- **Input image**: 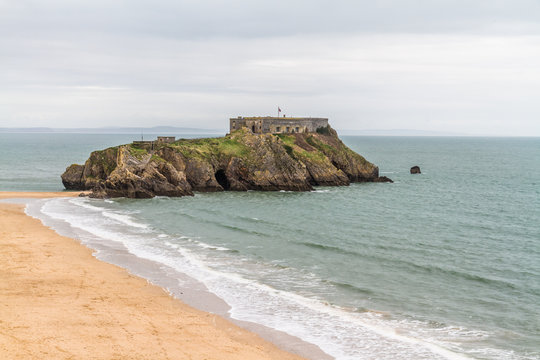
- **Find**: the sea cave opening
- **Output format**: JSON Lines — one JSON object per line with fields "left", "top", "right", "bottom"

{"left": 215, "top": 169, "right": 230, "bottom": 190}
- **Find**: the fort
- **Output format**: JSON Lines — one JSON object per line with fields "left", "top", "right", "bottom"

{"left": 230, "top": 116, "right": 328, "bottom": 134}
{"left": 64, "top": 118, "right": 390, "bottom": 198}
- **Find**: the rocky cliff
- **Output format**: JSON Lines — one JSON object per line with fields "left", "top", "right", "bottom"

{"left": 62, "top": 126, "right": 391, "bottom": 198}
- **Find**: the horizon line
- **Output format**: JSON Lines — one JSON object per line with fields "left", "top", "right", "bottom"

{"left": 0, "top": 126, "right": 538, "bottom": 137}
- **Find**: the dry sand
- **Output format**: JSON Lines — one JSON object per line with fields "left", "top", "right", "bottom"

{"left": 0, "top": 192, "right": 306, "bottom": 360}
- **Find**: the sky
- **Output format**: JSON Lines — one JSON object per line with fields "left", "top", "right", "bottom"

{"left": 2, "top": 0, "right": 540, "bottom": 135}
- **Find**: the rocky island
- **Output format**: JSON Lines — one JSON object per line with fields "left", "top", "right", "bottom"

{"left": 62, "top": 124, "right": 391, "bottom": 198}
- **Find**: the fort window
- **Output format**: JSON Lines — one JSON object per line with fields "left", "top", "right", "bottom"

{"left": 276, "top": 126, "right": 281, "bottom": 132}
{"left": 295, "top": 127, "right": 299, "bottom": 133}
{"left": 252, "top": 125, "right": 256, "bottom": 132}
{"left": 286, "top": 127, "right": 290, "bottom": 133}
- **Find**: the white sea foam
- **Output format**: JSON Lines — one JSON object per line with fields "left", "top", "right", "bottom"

{"left": 102, "top": 211, "right": 149, "bottom": 229}
{"left": 68, "top": 198, "right": 103, "bottom": 211}
{"left": 67, "top": 198, "right": 150, "bottom": 230}
{"left": 164, "top": 241, "right": 179, "bottom": 249}
{"left": 40, "top": 199, "right": 141, "bottom": 247}
{"left": 195, "top": 242, "right": 230, "bottom": 251}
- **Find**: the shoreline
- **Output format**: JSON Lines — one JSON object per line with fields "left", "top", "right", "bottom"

{"left": 0, "top": 191, "right": 330, "bottom": 359}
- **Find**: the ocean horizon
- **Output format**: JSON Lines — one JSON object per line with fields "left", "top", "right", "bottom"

{"left": 2, "top": 133, "right": 539, "bottom": 359}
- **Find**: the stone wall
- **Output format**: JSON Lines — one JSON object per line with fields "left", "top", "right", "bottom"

{"left": 157, "top": 136, "right": 176, "bottom": 143}
{"left": 229, "top": 117, "right": 328, "bottom": 134}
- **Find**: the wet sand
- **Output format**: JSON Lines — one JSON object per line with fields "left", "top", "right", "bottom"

{"left": 0, "top": 192, "right": 308, "bottom": 360}
{"left": 0, "top": 191, "right": 87, "bottom": 199}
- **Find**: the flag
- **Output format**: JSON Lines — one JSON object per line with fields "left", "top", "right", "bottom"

{"left": 278, "top": 107, "right": 281, "bottom": 112}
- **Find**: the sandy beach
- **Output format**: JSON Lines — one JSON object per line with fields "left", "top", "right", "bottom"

{"left": 0, "top": 192, "right": 306, "bottom": 360}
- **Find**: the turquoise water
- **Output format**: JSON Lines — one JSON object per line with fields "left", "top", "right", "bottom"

{"left": 2, "top": 134, "right": 539, "bottom": 359}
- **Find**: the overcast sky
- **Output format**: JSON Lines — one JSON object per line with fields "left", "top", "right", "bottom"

{"left": 2, "top": 0, "right": 540, "bottom": 135}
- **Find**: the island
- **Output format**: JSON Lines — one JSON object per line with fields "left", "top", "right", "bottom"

{"left": 62, "top": 117, "right": 392, "bottom": 198}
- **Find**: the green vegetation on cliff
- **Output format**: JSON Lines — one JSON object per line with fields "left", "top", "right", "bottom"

{"left": 128, "top": 146, "right": 148, "bottom": 159}
{"left": 276, "top": 134, "right": 326, "bottom": 163}
{"left": 87, "top": 147, "right": 119, "bottom": 177}
{"left": 169, "top": 136, "right": 250, "bottom": 161}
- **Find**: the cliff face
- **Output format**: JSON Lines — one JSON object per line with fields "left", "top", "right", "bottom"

{"left": 62, "top": 127, "right": 390, "bottom": 198}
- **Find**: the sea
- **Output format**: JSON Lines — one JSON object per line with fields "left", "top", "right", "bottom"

{"left": 1, "top": 133, "right": 538, "bottom": 360}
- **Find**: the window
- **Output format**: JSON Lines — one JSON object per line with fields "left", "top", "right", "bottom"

{"left": 286, "top": 127, "right": 290, "bottom": 132}
{"left": 295, "top": 127, "right": 299, "bottom": 133}
{"left": 276, "top": 126, "right": 281, "bottom": 132}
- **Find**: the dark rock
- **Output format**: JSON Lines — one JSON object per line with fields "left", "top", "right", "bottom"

{"left": 61, "top": 164, "right": 85, "bottom": 190}
{"left": 88, "top": 186, "right": 109, "bottom": 199}
{"left": 303, "top": 157, "right": 350, "bottom": 186}
{"left": 410, "top": 166, "right": 421, "bottom": 174}
{"left": 373, "top": 176, "right": 393, "bottom": 183}
{"left": 184, "top": 158, "right": 224, "bottom": 192}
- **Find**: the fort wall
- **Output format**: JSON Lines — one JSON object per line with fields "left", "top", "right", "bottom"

{"left": 230, "top": 116, "right": 328, "bottom": 134}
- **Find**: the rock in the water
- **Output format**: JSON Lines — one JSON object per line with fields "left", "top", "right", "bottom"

{"left": 61, "top": 127, "right": 391, "bottom": 198}
{"left": 61, "top": 164, "right": 85, "bottom": 190}
{"left": 373, "top": 176, "right": 393, "bottom": 183}
{"left": 410, "top": 166, "right": 421, "bottom": 174}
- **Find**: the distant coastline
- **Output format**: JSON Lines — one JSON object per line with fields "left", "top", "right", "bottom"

{"left": 0, "top": 126, "right": 224, "bottom": 134}
{"left": 4, "top": 126, "right": 529, "bottom": 137}
{"left": 338, "top": 129, "right": 472, "bottom": 136}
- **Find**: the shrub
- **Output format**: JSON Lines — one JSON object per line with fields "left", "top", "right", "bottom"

{"left": 283, "top": 144, "right": 294, "bottom": 157}
{"left": 316, "top": 125, "right": 331, "bottom": 135}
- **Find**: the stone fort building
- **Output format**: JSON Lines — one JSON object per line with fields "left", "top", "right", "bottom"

{"left": 230, "top": 116, "right": 328, "bottom": 134}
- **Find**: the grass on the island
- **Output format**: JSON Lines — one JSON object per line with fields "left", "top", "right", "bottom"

{"left": 128, "top": 146, "right": 148, "bottom": 159}
{"left": 170, "top": 136, "right": 250, "bottom": 161}
{"left": 275, "top": 133, "right": 328, "bottom": 163}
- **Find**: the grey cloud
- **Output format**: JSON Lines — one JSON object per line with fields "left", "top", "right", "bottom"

{"left": 3, "top": 0, "right": 540, "bottom": 40}
{"left": 2, "top": 1, "right": 540, "bottom": 135}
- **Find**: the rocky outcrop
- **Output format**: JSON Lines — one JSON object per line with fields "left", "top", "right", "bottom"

{"left": 410, "top": 166, "right": 421, "bottom": 174}
{"left": 62, "top": 127, "right": 391, "bottom": 198}
{"left": 373, "top": 176, "right": 393, "bottom": 183}
{"left": 61, "top": 164, "right": 85, "bottom": 190}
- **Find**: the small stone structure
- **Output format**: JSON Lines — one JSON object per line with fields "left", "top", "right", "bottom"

{"left": 230, "top": 116, "right": 328, "bottom": 134}
{"left": 132, "top": 136, "right": 176, "bottom": 150}
{"left": 157, "top": 136, "right": 176, "bottom": 143}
